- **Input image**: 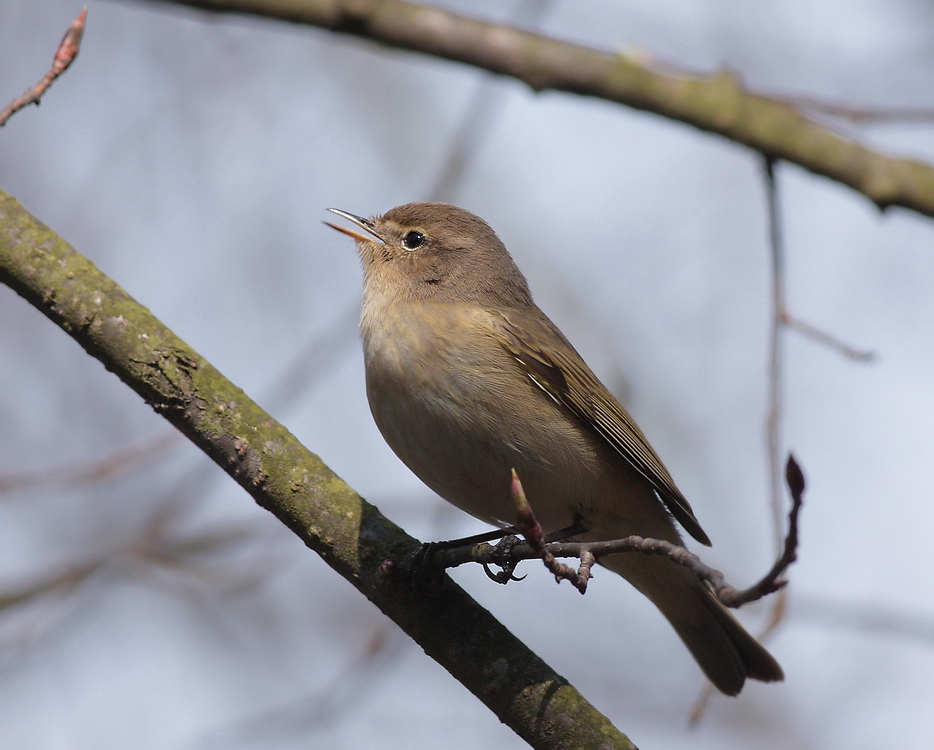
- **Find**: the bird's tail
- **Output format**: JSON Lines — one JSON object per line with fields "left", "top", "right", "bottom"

{"left": 601, "top": 551, "right": 783, "bottom": 696}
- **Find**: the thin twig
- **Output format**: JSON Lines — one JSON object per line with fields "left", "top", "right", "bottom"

{"left": 689, "top": 457, "right": 804, "bottom": 722}
{"left": 431, "top": 457, "right": 805, "bottom": 609}
{"left": 0, "top": 562, "right": 98, "bottom": 612}
{"left": 786, "top": 96, "right": 934, "bottom": 125}
{"left": 0, "top": 7, "right": 87, "bottom": 128}
{"left": 782, "top": 311, "right": 876, "bottom": 362}
{"left": 0, "top": 431, "right": 179, "bottom": 494}
{"left": 763, "top": 157, "right": 786, "bottom": 553}
{"left": 510, "top": 469, "right": 589, "bottom": 592}
{"left": 427, "top": 0, "right": 556, "bottom": 202}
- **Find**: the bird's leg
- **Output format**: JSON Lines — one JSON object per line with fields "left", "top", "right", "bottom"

{"left": 543, "top": 520, "right": 588, "bottom": 544}
{"left": 432, "top": 526, "right": 519, "bottom": 548}
{"left": 482, "top": 534, "right": 527, "bottom": 584}
{"left": 487, "top": 520, "right": 588, "bottom": 587}
{"left": 408, "top": 526, "right": 520, "bottom": 590}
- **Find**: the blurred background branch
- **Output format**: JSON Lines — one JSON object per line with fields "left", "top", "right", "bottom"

{"left": 138, "top": 0, "right": 934, "bottom": 220}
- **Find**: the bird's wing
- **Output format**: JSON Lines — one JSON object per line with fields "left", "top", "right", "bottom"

{"left": 494, "top": 310, "right": 711, "bottom": 546}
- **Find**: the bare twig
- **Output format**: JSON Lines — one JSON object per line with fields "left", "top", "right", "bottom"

{"left": 510, "top": 469, "right": 590, "bottom": 592}
{"left": 0, "top": 500, "right": 280, "bottom": 618}
{"left": 0, "top": 7, "right": 87, "bottom": 128}
{"left": 0, "top": 431, "right": 179, "bottom": 494}
{"left": 784, "top": 96, "right": 934, "bottom": 125}
{"left": 727, "top": 455, "right": 803, "bottom": 607}
{"left": 781, "top": 311, "right": 876, "bottom": 362}
{"left": 763, "top": 157, "right": 785, "bottom": 552}
{"left": 0, "top": 562, "right": 98, "bottom": 613}
{"left": 427, "top": 0, "right": 556, "bottom": 201}
{"left": 716, "top": 162, "right": 791, "bottom": 725}
{"left": 432, "top": 456, "right": 805, "bottom": 609}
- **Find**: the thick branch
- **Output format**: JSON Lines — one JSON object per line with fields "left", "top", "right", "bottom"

{"left": 137, "top": 0, "right": 934, "bottom": 219}
{"left": 0, "top": 189, "right": 635, "bottom": 750}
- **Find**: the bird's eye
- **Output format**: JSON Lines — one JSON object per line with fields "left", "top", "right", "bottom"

{"left": 402, "top": 230, "right": 425, "bottom": 250}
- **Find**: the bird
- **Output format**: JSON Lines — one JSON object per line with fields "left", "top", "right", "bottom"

{"left": 325, "top": 201, "right": 783, "bottom": 695}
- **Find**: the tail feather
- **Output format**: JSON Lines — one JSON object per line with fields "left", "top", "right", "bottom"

{"left": 602, "top": 552, "right": 783, "bottom": 695}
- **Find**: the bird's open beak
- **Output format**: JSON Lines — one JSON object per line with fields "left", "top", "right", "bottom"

{"left": 324, "top": 208, "right": 385, "bottom": 244}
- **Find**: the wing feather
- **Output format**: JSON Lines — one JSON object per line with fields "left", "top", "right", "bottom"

{"left": 495, "top": 311, "right": 711, "bottom": 546}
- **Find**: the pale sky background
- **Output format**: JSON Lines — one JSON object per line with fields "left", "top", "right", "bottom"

{"left": 2, "top": 1, "right": 934, "bottom": 748}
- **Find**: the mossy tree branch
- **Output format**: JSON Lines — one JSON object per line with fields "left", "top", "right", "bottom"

{"left": 136, "top": 0, "right": 934, "bottom": 220}
{"left": 0, "top": 188, "right": 636, "bottom": 750}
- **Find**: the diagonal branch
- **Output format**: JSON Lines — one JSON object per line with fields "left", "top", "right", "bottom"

{"left": 0, "top": 188, "right": 636, "bottom": 750}
{"left": 134, "top": 0, "right": 934, "bottom": 220}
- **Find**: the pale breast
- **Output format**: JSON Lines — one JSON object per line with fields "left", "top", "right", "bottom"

{"left": 360, "top": 300, "right": 667, "bottom": 534}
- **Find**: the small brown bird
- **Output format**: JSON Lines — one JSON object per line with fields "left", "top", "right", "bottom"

{"left": 326, "top": 202, "right": 782, "bottom": 695}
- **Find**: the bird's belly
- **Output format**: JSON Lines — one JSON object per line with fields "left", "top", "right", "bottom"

{"left": 365, "top": 358, "right": 654, "bottom": 534}
{"left": 370, "top": 391, "right": 515, "bottom": 525}
{"left": 360, "top": 302, "right": 676, "bottom": 539}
